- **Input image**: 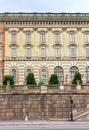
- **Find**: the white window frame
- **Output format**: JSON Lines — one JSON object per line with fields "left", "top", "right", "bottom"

{"left": 40, "top": 34, "right": 45, "bottom": 43}
{"left": 11, "top": 34, "right": 16, "bottom": 43}
{"left": 26, "top": 48, "right": 31, "bottom": 57}
{"left": 70, "top": 47, "right": 76, "bottom": 57}
{"left": 11, "top": 48, "right": 17, "bottom": 57}
{"left": 55, "top": 48, "right": 60, "bottom": 57}
{"left": 26, "top": 33, "right": 30, "bottom": 43}
{"left": 70, "top": 34, "right": 75, "bottom": 43}
{"left": 54, "top": 34, "right": 60, "bottom": 42}
{"left": 41, "top": 48, "right": 46, "bottom": 57}
{"left": 85, "top": 34, "right": 89, "bottom": 43}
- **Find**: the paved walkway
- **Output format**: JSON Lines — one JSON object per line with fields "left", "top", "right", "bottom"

{"left": 0, "top": 120, "right": 88, "bottom": 125}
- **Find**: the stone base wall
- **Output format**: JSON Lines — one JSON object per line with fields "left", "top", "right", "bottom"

{"left": 0, "top": 93, "right": 88, "bottom": 120}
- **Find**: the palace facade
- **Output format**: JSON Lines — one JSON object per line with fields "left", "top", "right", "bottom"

{"left": 0, "top": 12, "right": 89, "bottom": 85}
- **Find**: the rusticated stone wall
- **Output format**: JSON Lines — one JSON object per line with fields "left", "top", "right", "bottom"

{"left": 0, "top": 93, "right": 88, "bottom": 120}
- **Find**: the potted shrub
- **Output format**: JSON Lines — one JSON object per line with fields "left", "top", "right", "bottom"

{"left": 72, "top": 71, "right": 83, "bottom": 90}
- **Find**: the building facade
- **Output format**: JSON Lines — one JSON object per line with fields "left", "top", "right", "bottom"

{"left": 0, "top": 12, "right": 89, "bottom": 85}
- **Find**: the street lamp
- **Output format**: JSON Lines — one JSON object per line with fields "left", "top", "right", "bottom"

{"left": 69, "top": 90, "right": 73, "bottom": 121}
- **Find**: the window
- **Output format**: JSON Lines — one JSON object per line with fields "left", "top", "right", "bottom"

{"left": 70, "top": 34, "right": 75, "bottom": 43}
{"left": 85, "top": 34, "right": 89, "bottom": 43}
{"left": 54, "top": 34, "right": 60, "bottom": 42}
{"left": 70, "top": 47, "right": 76, "bottom": 57}
{"left": 85, "top": 66, "right": 89, "bottom": 83}
{"left": 26, "top": 34, "right": 30, "bottom": 43}
{"left": 41, "top": 69, "right": 46, "bottom": 84}
{"left": 0, "top": 32, "right": 2, "bottom": 42}
{"left": 40, "top": 34, "right": 45, "bottom": 43}
{"left": 12, "top": 69, "right": 16, "bottom": 81}
{"left": 0, "top": 48, "right": 2, "bottom": 57}
{"left": 54, "top": 66, "right": 64, "bottom": 83}
{"left": 55, "top": 48, "right": 60, "bottom": 57}
{"left": 26, "top": 48, "right": 31, "bottom": 57}
{"left": 11, "top": 34, "right": 16, "bottom": 42}
{"left": 11, "top": 48, "right": 16, "bottom": 57}
{"left": 41, "top": 48, "right": 46, "bottom": 57}
{"left": 27, "top": 69, "right": 31, "bottom": 75}
{"left": 70, "top": 66, "right": 78, "bottom": 80}
{"left": 86, "top": 48, "right": 89, "bottom": 57}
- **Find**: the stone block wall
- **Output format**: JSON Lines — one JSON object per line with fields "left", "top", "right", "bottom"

{"left": 0, "top": 92, "right": 88, "bottom": 120}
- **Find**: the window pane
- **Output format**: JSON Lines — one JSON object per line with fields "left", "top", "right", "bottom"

{"left": 70, "top": 34, "right": 74, "bottom": 42}
{"left": 86, "top": 48, "right": 89, "bottom": 57}
{"left": 11, "top": 48, "right": 16, "bottom": 57}
{"left": 41, "top": 48, "right": 46, "bottom": 57}
{"left": 70, "top": 47, "right": 76, "bottom": 57}
{"left": 54, "top": 34, "right": 60, "bottom": 42}
{"left": 41, "top": 69, "right": 46, "bottom": 84}
{"left": 27, "top": 69, "right": 31, "bottom": 75}
{"left": 11, "top": 34, "right": 16, "bottom": 42}
{"left": 26, "top": 48, "right": 31, "bottom": 57}
{"left": 85, "top": 34, "right": 89, "bottom": 42}
{"left": 70, "top": 66, "right": 78, "bottom": 80}
{"left": 86, "top": 66, "right": 89, "bottom": 82}
{"left": 12, "top": 69, "right": 16, "bottom": 81}
{"left": 54, "top": 66, "right": 63, "bottom": 82}
{"left": 40, "top": 34, "right": 45, "bottom": 42}
{"left": 55, "top": 48, "right": 60, "bottom": 57}
{"left": 26, "top": 34, "right": 30, "bottom": 43}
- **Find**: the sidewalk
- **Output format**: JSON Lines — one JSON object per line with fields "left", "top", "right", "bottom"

{"left": 0, "top": 120, "right": 88, "bottom": 125}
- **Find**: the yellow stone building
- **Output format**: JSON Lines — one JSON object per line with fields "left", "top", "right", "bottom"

{"left": 2, "top": 12, "right": 89, "bottom": 85}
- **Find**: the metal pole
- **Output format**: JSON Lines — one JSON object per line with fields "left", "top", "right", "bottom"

{"left": 69, "top": 91, "right": 73, "bottom": 121}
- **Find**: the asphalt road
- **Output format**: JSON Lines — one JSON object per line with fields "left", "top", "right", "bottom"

{"left": 0, "top": 124, "right": 89, "bottom": 130}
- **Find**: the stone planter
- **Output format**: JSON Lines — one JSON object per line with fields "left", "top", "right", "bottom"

{"left": 40, "top": 85, "right": 47, "bottom": 93}
{"left": 59, "top": 85, "right": 64, "bottom": 90}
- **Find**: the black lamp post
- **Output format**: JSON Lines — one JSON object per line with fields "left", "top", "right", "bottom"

{"left": 69, "top": 90, "right": 73, "bottom": 121}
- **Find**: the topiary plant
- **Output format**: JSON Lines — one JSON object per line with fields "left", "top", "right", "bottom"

{"left": 72, "top": 71, "right": 83, "bottom": 86}
{"left": 3, "top": 75, "right": 14, "bottom": 85}
{"left": 48, "top": 74, "right": 59, "bottom": 85}
{"left": 26, "top": 72, "right": 37, "bottom": 85}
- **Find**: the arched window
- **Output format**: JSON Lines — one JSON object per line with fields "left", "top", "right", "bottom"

{"left": 85, "top": 66, "right": 89, "bottom": 83}
{"left": 54, "top": 66, "right": 64, "bottom": 83}
{"left": 12, "top": 69, "right": 16, "bottom": 81}
{"left": 27, "top": 69, "right": 31, "bottom": 75}
{"left": 70, "top": 66, "right": 78, "bottom": 80}
{"left": 41, "top": 69, "right": 46, "bottom": 84}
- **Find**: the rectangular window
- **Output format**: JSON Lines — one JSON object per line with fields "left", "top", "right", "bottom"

{"left": 70, "top": 47, "right": 76, "bottom": 57}
{"left": 85, "top": 34, "right": 89, "bottom": 43}
{"left": 26, "top": 34, "right": 30, "bottom": 43}
{"left": 40, "top": 34, "right": 45, "bottom": 43}
{"left": 11, "top": 48, "right": 16, "bottom": 57}
{"left": 0, "top": 48, "right": 2, "bottom": 57}
{"left": 11, "top": 34, "right": 16, "bottom": 42}
{"left": 86, "top": 48, "right": 89, "bottom": 57}
{"left": 54, "top": 34, "right": 60, "bottom": 42}
{"left": 41, "top": 48, "right": 46, "bottom": 57}
{"left": 26, "top": 48, "right": 31, "bottom": 57}
{"left": 70, "top": 34, "right": 75, "bottom": 43}
{"left": 55, "top": 48, "right": 60, "bottom": 57}
{"left": 0, "top": 33, "right": 2, "bottom": 42}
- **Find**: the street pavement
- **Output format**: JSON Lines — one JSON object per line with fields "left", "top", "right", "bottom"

{"left": 0, "top": 121, "right": 89, "bottom": 130}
